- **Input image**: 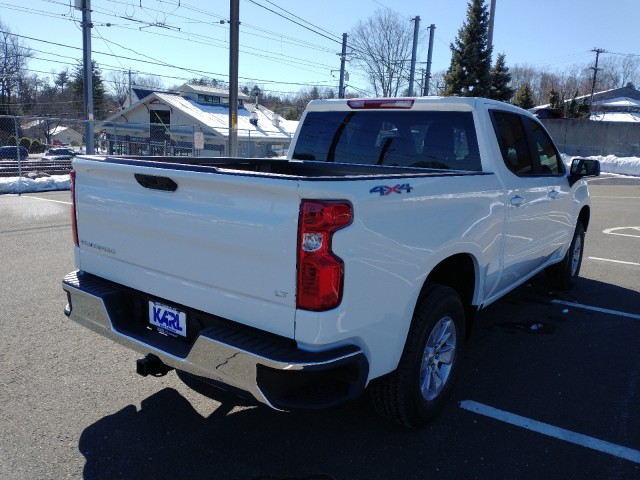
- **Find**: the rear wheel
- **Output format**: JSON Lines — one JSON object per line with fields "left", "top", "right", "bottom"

{"left": 546, "top": 223, "right": 585, "bottom": 290}
{"left": 369, "top": 284, "right": 464, "bottom": 428}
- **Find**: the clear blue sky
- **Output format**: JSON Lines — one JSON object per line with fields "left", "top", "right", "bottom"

{"left": 0, "top": 0, "right": 638, "bottom": 96}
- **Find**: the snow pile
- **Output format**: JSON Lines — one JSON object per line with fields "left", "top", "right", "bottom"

{"left": 0, "top": 175, "right": 70, "bottom": 194}
{"left": 573, "top": 155, "right": 640, "bottom": 177}
{"left": 562, "top": 154, "right": 640, "bottom": 177}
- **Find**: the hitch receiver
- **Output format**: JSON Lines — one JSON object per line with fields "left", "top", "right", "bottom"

{"left": 136, "top": 354, "right": 174, "bottom": 377}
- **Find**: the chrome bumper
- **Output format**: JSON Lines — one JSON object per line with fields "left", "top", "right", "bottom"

{"left": 62, "top": 271, "right": 368, "bottom": 410}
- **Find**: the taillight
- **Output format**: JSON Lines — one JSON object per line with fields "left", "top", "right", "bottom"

{"left": 297, "top": 200, "right": 352, "bottom": 311}
{"left": 70, "top": 169, "right": 78, "bottom": 246}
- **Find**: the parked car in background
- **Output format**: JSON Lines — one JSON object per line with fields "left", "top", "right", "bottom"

{"left": 43, "top": 148, "right": 77, "bottom": 161}
{"left": 0, "top": 146, "right": 28, "bottom": 160}
{"left": 531, "top": 107, "right": 564, "bottom": 119}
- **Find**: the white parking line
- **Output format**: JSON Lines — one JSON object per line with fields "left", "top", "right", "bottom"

{"left": 24, "top": 195, "right": 71, "bottom": 205}
{"left": 551, "top": 299, "right": 640, "bottom": 320}
{"left": 460, "top": 400, "right": 640, "bottom": 464}
{"left": 589, "top": 256, "right": 640, "bottom": 266}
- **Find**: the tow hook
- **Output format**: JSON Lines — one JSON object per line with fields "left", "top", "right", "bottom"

{"left": 136, "top": 354, "right": 174, "bottom": 377}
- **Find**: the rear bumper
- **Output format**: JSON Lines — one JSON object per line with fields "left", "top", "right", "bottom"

{"left": 62, "top": 271, "right": 368, "bottom": 410}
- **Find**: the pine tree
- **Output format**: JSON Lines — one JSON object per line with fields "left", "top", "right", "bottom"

{"left": 443, "top": 0, "right": 493, "bottom": 97}
{"left": 567, "top": 90, "right": 579, "bottom": 118}
{"left": 513, "top": 83, "right": 535, "bottom": 109}
{"left": 489, "top": 53, "right": 514, "bottom": 101}
{"left": 70, "top": 61, "right": 108, "bottom": 118}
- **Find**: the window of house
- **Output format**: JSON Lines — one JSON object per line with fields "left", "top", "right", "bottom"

{"left": 197, "top": 94, "right": 221, "bottom": 104}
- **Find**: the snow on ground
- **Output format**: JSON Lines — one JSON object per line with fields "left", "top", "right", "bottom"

{"left": 0, "top": 174, "right": 70, "bottom": 194}
{"left": 1, "top": 155, "right": 639, "bottom": 195}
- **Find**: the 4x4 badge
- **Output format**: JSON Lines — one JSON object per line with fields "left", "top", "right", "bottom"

{"left": 370, "top": 183, "right": 413, "bottom": 196}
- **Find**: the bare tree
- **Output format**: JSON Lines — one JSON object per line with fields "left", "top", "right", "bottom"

{"left": 614, "top": 55, "right": 640, "bottom": 88}
{"left": 106, "top": 70, "right": 166, "bottom": 109}
{"left": 349, "top": 9, "right": 416, "bottom": 97}
{"left": 106, "top": 70, "right": 130, "bottom": 108}
{"left": 0, "top": 21, "right": 33, "bottom": 116}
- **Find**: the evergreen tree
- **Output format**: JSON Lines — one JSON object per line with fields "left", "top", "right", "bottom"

{"left": 577, "top": 98, "right": 591, "bottom": 118}
{"left": 489, "top": 53, "right": 514, "bottom": 101}
{"left": 70, "top": 61, "right": 109, "bottom": 118}
{"left": 513, "top": 83, "right": 535, "bottom": 109}
{"left": 443, "top": 0, "right": 493, "bottom": 97}
{"left": 567, "top": 90, "right": 579, "bottom": 118}
{"left": 548, "top": 89, "right": 561, "bottom": 108}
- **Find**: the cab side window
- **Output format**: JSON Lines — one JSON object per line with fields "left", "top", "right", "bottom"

{"left": 491, "top": 111, "right": 533, "bottom": 175}
{"left": 491, "top": 110, "right": 565, "bottom": 176}
{"left": 527, "top": 118, "right": 564, "bottom": 175}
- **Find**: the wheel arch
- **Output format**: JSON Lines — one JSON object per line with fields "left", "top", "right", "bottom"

{"left": 578, "top": 205, "right": 591, "bottom": 232}
{"left": 418, "top": 253, "right": 478, "bottom": 338}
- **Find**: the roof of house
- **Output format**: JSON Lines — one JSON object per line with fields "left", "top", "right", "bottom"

{"left": 101, "top": 90, "right": 298, "bottom": 140}
{"left": 154, "top": 92, "right": 296, "bottom": 139}
{"left": 535, "top": 86, "right": 640, "bottom": 109}
{"left": 176, "top": 83, "right": 251, "bottom": 101}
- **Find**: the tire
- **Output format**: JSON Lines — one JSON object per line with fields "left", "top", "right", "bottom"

{"left": 369, "top": 284, "right": 465, "bottom": 428}
{"left": 546, "top": 223, "right": 585, "bottom": 290}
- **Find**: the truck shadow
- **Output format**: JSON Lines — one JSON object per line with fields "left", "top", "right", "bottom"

{"left": 78, "top": 387, "right": 444, "bottom": 480}
{"left": 78, "top": 276, "right": 639, "bottom": 480}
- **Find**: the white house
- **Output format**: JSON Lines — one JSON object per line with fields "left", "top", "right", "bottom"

{"left": 22, "top": 120, "right": 83, "bottom": 146}
{"left": 50, "top": 125, "right": 84, "bottom": 145}
{"left": 97, "top": 84, "right": 298, "bottom": 157}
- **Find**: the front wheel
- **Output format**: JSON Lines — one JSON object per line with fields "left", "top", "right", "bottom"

{"left": 369, "top": 284, "right": 465, "bottom": 428}
{"left": 546, "top": 223, "right": 585, "bottom": 290}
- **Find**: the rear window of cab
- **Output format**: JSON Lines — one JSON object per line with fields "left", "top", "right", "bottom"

{"left": 293, "top": 110, "right": 482, "bottom": 171}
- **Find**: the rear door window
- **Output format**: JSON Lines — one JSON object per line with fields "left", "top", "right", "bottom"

{"left": 491, "top": 110, "right": 565, "bottom": 176}
{"left": 491, "top": 111, "right": 533, "bottom": 175}
{"left": 527, "top": 118, "right": 564, "bottom": 175}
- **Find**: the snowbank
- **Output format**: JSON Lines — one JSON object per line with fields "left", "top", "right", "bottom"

{"left": 0, "top": 175, "right": 70, "bottom": 194}
{"left": 568, "top": 154, "right": 640, "bottom": 177}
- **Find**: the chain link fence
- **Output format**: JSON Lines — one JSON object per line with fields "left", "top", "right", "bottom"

{"left": 1, "top": 115, "right": 293, "bottom": 178}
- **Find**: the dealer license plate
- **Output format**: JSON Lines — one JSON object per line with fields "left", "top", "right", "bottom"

{"left": 149, "top": 301, "right": 187, "bottom": 338}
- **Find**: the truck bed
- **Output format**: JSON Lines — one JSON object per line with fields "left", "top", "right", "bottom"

{"left": 79, "top": 155, "right": 487, "bottom": 179}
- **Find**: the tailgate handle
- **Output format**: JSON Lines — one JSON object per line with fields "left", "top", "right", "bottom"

{"left": 134, "top": 173, "right": 178, "bottom": 192}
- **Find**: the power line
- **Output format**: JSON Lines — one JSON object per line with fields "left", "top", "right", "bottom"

{"left": 259, "top": 0, "right": 341, "bottom": 41}
{"left": 246, "top": 0, "right": 342, "bottom": 45}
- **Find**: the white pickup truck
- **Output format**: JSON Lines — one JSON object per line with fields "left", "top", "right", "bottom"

{"left": 63, "top": 97, "right": 600, "bottom": 427}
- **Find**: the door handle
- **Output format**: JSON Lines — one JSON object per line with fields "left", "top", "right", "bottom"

{"left": 510, "top": 195, "right": 525, "bottom": 207}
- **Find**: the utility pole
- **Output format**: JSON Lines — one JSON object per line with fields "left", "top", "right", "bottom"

{"left": 487, "top": 0, "right": 497, "bottom": 55}
{"left": 590, "top": 48, "right": 605, "bottom": 105}
{"left": 128, "top": 68, "right": 132, "bottom": 107}
{"left": 76, "top": 0, "right": 94, "bottom": 154}
{"left": 338, "top": 33, "right": 348, "bottom": 98}
{"left": 408, "top": 16, "right": 420, "bottom": 96}
{"left": 423, "top": 24, "right": 435, "bottom": 96}
{"left": 228, "top": 0, "right": 239, "bottom": 158}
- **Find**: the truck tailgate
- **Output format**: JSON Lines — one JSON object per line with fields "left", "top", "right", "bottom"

{"left": 73, "top": 158, "right": 300, "bottom": 338}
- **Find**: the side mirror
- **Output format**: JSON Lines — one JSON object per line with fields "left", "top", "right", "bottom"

{"left": 569, "top": 158, "right": 600, "bottom": 186}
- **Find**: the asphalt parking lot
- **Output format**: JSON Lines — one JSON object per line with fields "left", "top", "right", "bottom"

{"left": 1, "top": 176, "right": 638, "bottom": 479}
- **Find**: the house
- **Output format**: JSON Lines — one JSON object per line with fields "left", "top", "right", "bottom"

{"left": 98, "top": 83, "right": 298, "bottom": 157}
{"left": 590, "top": 97, "right": 640, "bottom": 123}
{"left": 22, "top": 119, "right": 83, "bottom": 146}
{"left": 533, "top": 86, "right": 640, "bottom": 122}
{"left": 49, "top": 125, "right": 84, "bottom": 145}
